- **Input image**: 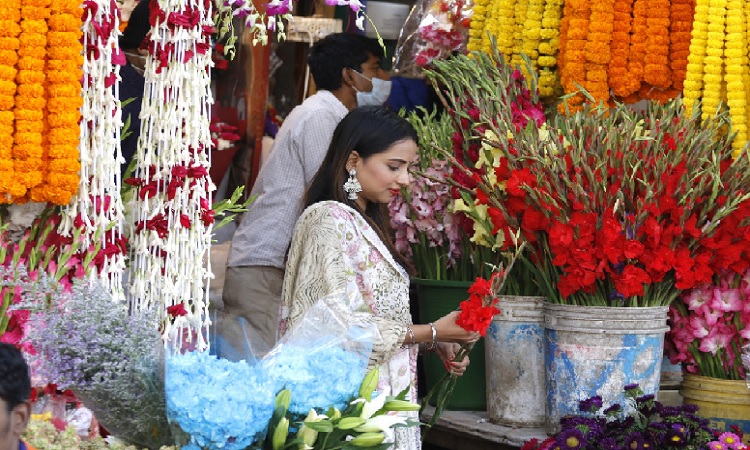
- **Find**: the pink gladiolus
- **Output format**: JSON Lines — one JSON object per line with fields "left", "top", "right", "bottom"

{"left": 689, "top": 315, "right": 710, "bottom": 339}
{"left": 699, "top": 303, "right": 724, "bottom": 327}
{"left": 684, "top": 285, "right": 712, "bottom": 310}
{"left": 698, "top": 326, "right": 733, "bottom": 354}
{"left": 711, "top": 287, "right": 743, "bottom": 312}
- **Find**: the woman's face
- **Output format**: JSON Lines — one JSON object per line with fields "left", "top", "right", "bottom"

{"left": 351, "top": 139, "right": 418, "bottom": 209}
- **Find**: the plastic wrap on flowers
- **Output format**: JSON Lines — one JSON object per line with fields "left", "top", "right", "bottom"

{"left": 392, "top": 0, "right": 473, "bottom": 77}
{"left": 165, "top": 293, "right": 379, "bottom": 449}
{"left": 165, "top": 351, "right": 276, "bottom": 450}
{"left": 22, "top": 280, "right": 174, "bottom": 450}
{"left": 263, "top": 294, "right": 379, "bottom": 416}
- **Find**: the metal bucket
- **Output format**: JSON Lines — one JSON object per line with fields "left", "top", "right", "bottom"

{"left": 485, "top": 295, "right": 545, "bottom": 427}
{"left": 543, "top": 303, "right": 669, "bottom": 434}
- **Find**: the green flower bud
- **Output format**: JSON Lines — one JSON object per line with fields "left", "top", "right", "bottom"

{"left": 350, "top": 432, "right": 386, "bottom": 447}
{"left": 336, "top": 416, "right": 366, "bottom": 430}
{"left": 272, "top": 417, "right": 289, "bottom": 450}
{"left": 359, "top": 367, "right": 380, "bottom": 401}
{"left": 382, "top": 399, "right": 421, "bottom": 412}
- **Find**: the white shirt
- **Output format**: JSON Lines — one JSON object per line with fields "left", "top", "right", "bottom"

{"left": 227, "top": 90, "right": 349, "bottom": 268}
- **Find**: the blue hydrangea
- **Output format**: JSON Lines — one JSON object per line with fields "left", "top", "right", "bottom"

{"left": 263, "top": 340, "right": 369, "bottom": 416}
{"left": 165, "top": 351, "right": 276, "bottom": 450}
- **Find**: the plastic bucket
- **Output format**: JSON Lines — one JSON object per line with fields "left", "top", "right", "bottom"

{"left": 681, "top": 374, "right": 750, "bottom": 444}
{"left": 543, "top": 303, "right": 669, "bottom": 433}
{"left": 486, "top": 295, "right": 545, "bottom": 427}
{"left": 414, "top": 278, "right": 486, "bottom": 411}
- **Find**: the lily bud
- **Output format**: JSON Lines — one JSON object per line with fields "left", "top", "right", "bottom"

{"left": 275, "top": 389, "right": 291, "bottom": 412}
{"left": 350, "top": 432, "right": 386, "bottom": 447}
{"left": 359, "top": 367, "right": 379, "bottom": 401}
{"left": 382, "top": 399, "right": 421, "bottom": 412}
{"left": 330, "top": 407, "right": 342, "bottom": 420}
{"left": 336, "top": 416, "right": 366, "bottom": 430}
{"left": 272, "top": 417, "right": 289, "bottom": 450}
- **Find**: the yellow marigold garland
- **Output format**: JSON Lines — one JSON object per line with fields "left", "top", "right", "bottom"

{"left": 30, "top": 0, "right": 81, "bottom": 204}
{"left": 509, "top": 0, "right": 530, "bottom": 68}
{"left": 12, "top": 0, "right": 51, "bottom": 202}
{"left": 683, "top": 0, "right": 709, "bottom": 115}
{"left": 521, "top": 0, "right": 545, "bottom": 74}
{"left": 0, "top": 0, "right": 20, "bottom": 202}
{"left": 700, "top": 0, "right": 725, "bottom": 122}
{"left": 486, "top": 0, "right": 515, "bottom": 58}
{"left": 724, "top": 0, "right": 749, "bottom": 155}
{"left": 537, "top": 0, "right": 563, "bottom": 98}
{"left": 643, "top": 0, "right": 671, "bottom": 89}
{"left": 669, "top": 0, "right": 694, "bottom": 91}
{"left": 468, "top": 0, "right": 490, "bottom": 52}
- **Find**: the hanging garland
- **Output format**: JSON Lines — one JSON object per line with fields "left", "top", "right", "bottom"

{"left": 669, "top": 0, "right": 694, "bottom": 91}
{"left": 467, "top": 0, "right": 490, "bottom": 52}
{"left": 557, "top": 0, "right": 588, "bottom": 111}
{"left": 724, "top": 0, "right": 748, "bottom": 154}
{"left": 13, "top": 0, "right": 50, "bottom": 202}
{"left": 607, "top": 0, "right": 632, "bottom": 97}
{"left": 584, "top": 0, "right": 614, "bottom": 104}
{"left": 0, "top": 0, "right": 82, "bottom": 203}
{"left": 60, "top": 0, "right": 127, "bottom": 301}
{"left": 537, "top": 0, "right": 563, "bottom": 98}
{"left": 700, "top": 0, "right": 725, "bottom": 122}
{"left": 127, "top": 0, "right": 215, "bottom": 350}
{"left": 643, "top": 0, "right": 671, "bottom": 89}
{"left": 682, "top": 0, "right": 709, "bottom": 115}
{"left": 0, "top": 0, "right": 21, "bottom": 201}
{"left": 35, "top": 0, "right": 83, "bottom": 205}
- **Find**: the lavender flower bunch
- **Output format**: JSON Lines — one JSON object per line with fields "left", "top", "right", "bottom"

{"left": 23, "top": 280, "right": 173, "bottom": 449}
{"left": 541, "top": 385, "right": 716, "bottom": 450}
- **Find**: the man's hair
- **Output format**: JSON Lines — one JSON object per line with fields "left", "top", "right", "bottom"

{"left": 0, "top": 343, "right": 30, "bottom": 412}
{"left": 120, "top": 0, "right": 152, "bottom": 50}
{"left": 308, "top": 33, "right": 384, "bottom": 91}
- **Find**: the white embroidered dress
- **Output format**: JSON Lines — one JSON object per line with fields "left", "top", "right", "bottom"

{"left": 280, "top": 201, "right": 420, "bottom": 450}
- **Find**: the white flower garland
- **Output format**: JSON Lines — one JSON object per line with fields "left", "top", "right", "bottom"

{"left": 128, "top": 0, "right": 215, "bottom": 350}
{"left": 61, "top": 0, "right": 126, "bottom": 302}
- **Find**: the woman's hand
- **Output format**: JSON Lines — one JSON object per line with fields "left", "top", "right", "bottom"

{"left": 433, "top": 311, "right": 481, "bottom": 345}
{"left": 436, "top": 342, "right": 471, "bottom": 376}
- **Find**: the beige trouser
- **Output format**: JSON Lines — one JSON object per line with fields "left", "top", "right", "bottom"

{"left": 218, "top": 265, "right": 284, "bottom": 353}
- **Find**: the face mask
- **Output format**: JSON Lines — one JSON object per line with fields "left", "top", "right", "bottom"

{"left": 353, "top": 71, "right": 392, "bottom": 106}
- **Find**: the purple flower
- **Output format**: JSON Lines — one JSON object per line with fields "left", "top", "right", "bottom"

{"left": 664, "top": 423, "right": 690, "bottom": 447}
{"left": 624, "top": 383, "right": 640, "bottom": 391}
{"left": 599, "top": 437, "right": 620, "bottom": 450}
{"left": 603, "top": 403, "right": 622, "bottom": 415}
{"left": 708, "top": 443, "right": 729, "bottom": 450}
{"left": 624, "top": 432, "right": 654, "bottom": 450}
{"left": 578, "top": 395, "right": 603, "bottom": 413}
{"left": 556, "top": 428, "right": 586, "bottom": 450}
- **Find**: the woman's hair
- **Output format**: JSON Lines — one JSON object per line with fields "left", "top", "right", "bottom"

{"left": 304, "top": 106, "right": 418, "bottom": 273}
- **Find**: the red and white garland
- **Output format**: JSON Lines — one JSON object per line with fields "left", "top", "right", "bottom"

{"left": 126, "top": 0, "right": 215, "bottom": 350}
{"left": 61, "top": 0, "right": 127, "bottom": 301}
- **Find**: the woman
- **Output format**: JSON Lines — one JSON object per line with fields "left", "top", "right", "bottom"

{"left": 279, "top": 106, "right": 480, "bottom": 449}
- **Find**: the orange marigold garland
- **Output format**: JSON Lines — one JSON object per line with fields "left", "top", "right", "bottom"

{"left": 584, "top": 0, "right": 614, "bottom": 104}
{"left": 0, "top": 0, "right": 21, "bottom": 202}
{"left": 643, "top": 0, "right": 671, "bottom": 89}
{"left": 607, "top": 0, "right": 632, "bottom": 97}
{"left": 13, "top": 0, "right": 51, "bottom": 201}
{"left": 669, "top": 0, "right": 694, "bottom": 91}
{"left": 557, "top": 0, "right": 589, "bottom": 112}
{"left": 623, "top": 0, "right": 647, "bottom": 98}
{"left": 32, "top": 0, "right": 83, "bottom": 204}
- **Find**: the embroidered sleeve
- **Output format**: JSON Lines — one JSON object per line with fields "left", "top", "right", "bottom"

{"left": 282, "top": 203, "right": 408, "bottom": 368}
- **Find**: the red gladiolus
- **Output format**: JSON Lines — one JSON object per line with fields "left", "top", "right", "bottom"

{"left": 167, "top": 304, "right": 188, "bottom": 317}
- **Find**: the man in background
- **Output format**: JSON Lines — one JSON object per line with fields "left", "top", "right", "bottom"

{"left": 222, "top": 32, "right": 390, "bottom": 349}
{"left": 0, "top": 343, "right": 33, "bottom": 450}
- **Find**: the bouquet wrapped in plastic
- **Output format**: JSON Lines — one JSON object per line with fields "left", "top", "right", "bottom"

{"left": 392, "top": 0, "right": 473, "bottom": 77}
{"left": 22, "top": 278, "right": 173, "bottom": 449}
{"left": 165, "top": 293, "right": 379, "bottom": 450}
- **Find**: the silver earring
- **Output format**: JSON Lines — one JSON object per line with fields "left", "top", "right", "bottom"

{"left": 343, "top": 168, "right": 362, "bottom": 200}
